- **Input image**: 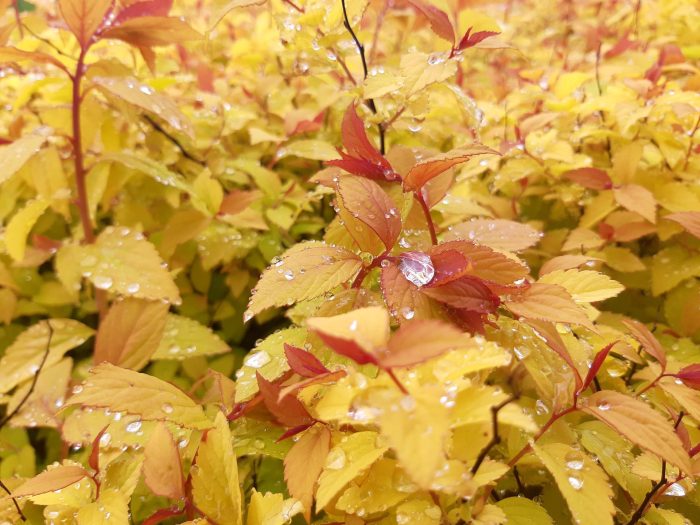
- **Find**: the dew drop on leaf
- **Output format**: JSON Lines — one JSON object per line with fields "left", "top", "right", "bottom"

{"left": 398, "top": 252, "right": 435, "bottom": 287}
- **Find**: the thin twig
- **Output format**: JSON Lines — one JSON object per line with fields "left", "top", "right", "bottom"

{"left": 340, "top": 0, "right": 385, "bottom": 154}
{"left": 143, "top": 115, "right": 205, "bottom": 166}
{"left": 0, "top": 479, "right": 25, "bottom": 521}
{"left": 0, "top": 322, "right": 53, "bottom": 429}
{"left": 471, "top": 395, "right": 518, "bottom": 474}
{"left": 626, "top": 461, "right": 666, "bottom": 525}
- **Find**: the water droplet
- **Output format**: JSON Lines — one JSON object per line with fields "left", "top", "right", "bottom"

{"left": 125, "top": 421, "right": 142, "bottom": 433}
{"left": 126, "top": 282, "right": 140, "bottom": 294}
{"left": 244, "top": 351, "right": 271, "bottom": 368}
{"left": 568, "top": 475, "right": 583, "bottom": 490}
{"left": 325, "top": 448, "right": 346, "bottom": 470}
{"left": 161, "top": 403, "right": 173, "bottom": 414}
{"left": 597, "top": 401, "right": 611, "bottom": 411}
{"left": 93, "top": 275, "right": 113, "bottom": 290}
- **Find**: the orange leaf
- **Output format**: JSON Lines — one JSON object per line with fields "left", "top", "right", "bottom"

{"left": 436, "top": 240, "right": 529, "bottom": 284}
{"left": 613, "top": 184, "right": 656, "bottom": 223}
{"left": 505, "top": 283, "right": 595, "bottom": 331}
{"left": 336, "top": 176, "right": 401, "bottom": 250}
{"left": 445, "top": 219, "right": 541, "bottom": 252}
{"left": 0, "top": 46, "right": 70, "bottom": 74}
{"left": 581, "top": 390, "right": 691, "bottom": 473}
{"left": 11, "top": 465, "right": 88, "bottom": 497}
{"left": 563, "top": 168, "right": 612, "bottom": 190}
{"left": 380, "top": 262, "right": 445, "bottom": 323}
{"left": 115, "top": 0, "right": 172, "bottom": 24}
{"left": 94, "top": 298, "right": 168, "bottom": 370}
{"left": 621, "top": 318, "right": 666, "bottom": 370}
{"left": 402, "top": 145, "right": 497, "bottom": 191}
{"left": 339, "top": 104, "right": 391, "bottom": 172}
{"left": 665, "top": 211, "right": 700, "bottom": 238}
{"left": 284, "top": 425, "right": 331, "bottom": 523}
{"left": 422, "top": 275, "right": 500, "bottom": 312}
{"left": 409, "top": 0, "right": 455, "bottom": 44}
{"left": 58, "top": 0, "right": 112, "bottom": 49}
{"left": 381, "top": 320, "right": 466, "bottom": 368}
{"left": 256, "top": 372, "right": 314, "bottom": 428}
{"left": 143, "top": 422, "right": 186, "bottom": 500}
{"left": 284, "top": 344, "right": 330, "bottom": 378}
{"left": 101, "top": 16, "right": 202, "bottom": 47}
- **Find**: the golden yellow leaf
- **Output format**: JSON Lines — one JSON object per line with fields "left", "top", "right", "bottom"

{"left": 445, "top": 219, "right": 541, "bottom": 252}
{"left": 315, "top": 431, "right": 388, "bottom": 510}
{"left": 246, "top": 490, "right": 302, "bottom": 525}
{"left": 581, "top": 390, "right": 691, "bottom": 473}
{"left": 143, "top": 422, "right": 185, "bottom": 500}
{"left": 101, "top": 16, "right": 203, "bottom": 47}
{"left": 658, "top": 378, "right": 700, "bottom": 421}
{"left": 101, "top": 450, "right": 144, "bottom": 500}
{"left": 5, "top": 199, "right": 49, "bottom": 262}
{"left": 246, "top": 242, "right": 362, "bottom": 319}
{"left": 613, "top": 184, "right": 657, "bottom": 223}
{"left": 0, "top": 133, "right": 47, "bottom": 186}
{"left": 532, "top": 442, "right": 614, "bottom": 525}
{"left": 284, "top": 424, "right": 331, "bottom": 522}
{"left": 335, "top": 459, "right": 409, "bottom": 514}
{"left": 66, "top": 363, "right": 212, "bottom": 429}
{"left": 0, "top": 46, "right": 69, "bottom": 74}
{"left": 495, "top": 497, "right": 553, "bottom": 525}
{"left": 152, "top": 314, "right": 230, "bottom": 360}
{"left": 504, "top": 283, "right": 596, "bottom": 331}
{"left": 0, "top": 319, "right": 93, "bottom": 394}
{"left": 538, "top": 269, "right": 624, "bottom": 303}
{"left": 58, "top": 0, "right": 112, "bottom": 48}
{"left": 79, "top": 226, "right": 181, "bottom": 305}
{"left": 192, "top": 412, "right": 242, "bottom": 525}
{"left": 76, "top": 489, "right": 129, "bottom": 525}
{"left": 93, "top": 76, "right": 194, "bottom": 138}
{"left": 307, "top": 306, "right": 390, "bottom": 354}
{"left": 94, "top": 298, "right": 169, "bottom": 370}
{"left": 209, "top": 0, "right": 267, "bottom": 30}
{"left": 11, "top": 465, "right": 88, "bottom": 497}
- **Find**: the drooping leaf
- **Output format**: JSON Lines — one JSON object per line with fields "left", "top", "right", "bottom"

{"left": 94, "top": 298, "right": 168, "bottom": 370}
{"left": 581, "top": 390, "right": 692, "bottom": 473}
{"left": 532, "top": 442, "right": 614, "bottom": 525}
{"left": 422, "top": 276, "right": 500, "bottom": 312}
{"left": 284, "top": 424, "right": 331, "bottom": 522}
{"left": 11, "top": 465, "right": 88, "bottom": 497}
{"left": 143, "top": 422, "right": 185, "bottom": 500}
{"left": 0, "top": 46, "right": 69, "bottom": 73}
{"left": 66, "top": 363, "right": 212, "bottom": 429}
{"left": 505, "top": 283, "right": 595, "bottom": 331}
{"left": 402, "top": 145, "right": 497, "bottom": 191}
{"left": 621, "top": 319, "right": 667, "bottom": 369}
{"left": 256, "top": 372, "right": 314, "bottom": 428}
{"left": 57, "top": 0, "right": 112, "bottom": 49}
{"left": 246, "top": 243, "right": 362, "bottom": 318}
{"left": 0, "top": 133, "right": 47, "bottom": 186}
{"left": 675, "top": 364, "right": 700, "bottom": 390}
{"left": 191, "top": 412, "right": 242, "bottom": 525}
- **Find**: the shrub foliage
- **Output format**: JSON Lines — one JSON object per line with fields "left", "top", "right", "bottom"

{"left": 0, "top": 0, "right": 699, "bottom": 524}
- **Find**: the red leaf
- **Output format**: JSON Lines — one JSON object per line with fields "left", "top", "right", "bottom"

{"left": 310, "top": 331, "right": 378, "bottom": 366}
{"left": 398, "top": 251, "right": 435, "bottom": 288}
{"left": 279, "top": 370, "right": 347, "bottom": 400}
{"left": 675, "top": 364, "right": 700, "bottom": 390}
{"left": 403, "top": 145, "right": 497, "bottom": 191}
{"left": 256, "top": 373, "right": 314, "bottom": 428}
{"left": 604, "top": 35, "right": 637, "bottom": 58}
{"left": 89, "top": 426, "right": 109, "bottom": 472}
{"left": 284, "top": 344, "right": 330, "bottom": 378}
{"left": 622, "top": 319, "right": 667, "bottom": 370}
{"left": 436, "top": 240, "right": 529, "bottom": 285}
{"left": 340, "top": 104, "right": 393, "bottom": 173}
{"left": 327, "top": 151, "right": 394, "bottom": 181}
{"left": 409, "top": 0, "right": 455, "bottom": 45}
{"left": 422, "top": 275, "right": 500, "bottom": 313}
{"left": 457, "top": 27, "right": 501, "bottom": 50}
{"left": 579, "top": 341, "right": 618, "bottom": 394}
{"left": 336, "top": 176, "right": 402, "bottom": 250}
{"left": 563, "top": 168, "right": 613, "bottom": 190}
{"left": 116, "top": 0, "right": 173, "bottom": 24}
{"left": 428, "top": 248, "right": 471, "bottom": 286}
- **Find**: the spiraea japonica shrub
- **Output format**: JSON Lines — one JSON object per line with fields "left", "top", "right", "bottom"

{"left": 0, "top": 0, "right": 699, "bottom": 524}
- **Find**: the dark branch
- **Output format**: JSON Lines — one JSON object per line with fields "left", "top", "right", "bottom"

{"left": 0, "top": 321, "right": 53, "bottom": 429}
{"left": 340, "top": 0, "right": 385, "bottom": 154}
{"left": 0, "top": 479, "right": 25, "bottom": 521}
{"left": 625, "top": 460, "right": 666, "bottom": 525}
{"left": 143, "top": 115, "right": 205, "bottom": 166}
{"left": 471, "top": 395, "right": 518, "bottom": 474}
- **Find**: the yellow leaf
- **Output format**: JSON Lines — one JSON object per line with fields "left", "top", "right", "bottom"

{"left": 5, "top": 199, "right": 49, "bottom": 262}
{"left": 192, "top": 412, "right": 242, "bottom": 525}
{"left": 93, "top": 76, "right": 194, "bottom": 138}
{"left": 152, "top": 314, "right": 230, "bottom": 360}
{"left": 307, "top": 306, "right": 390, "bottom": 354}
{"left": 20, "top": 146, "right": 70, "bottom": 217}
{"left": 79, "top": 226, "right": 181, "bottom": 304}
{"left": 504, "top": 283, "right": 596, "bottom": 331}
{"left": 538, "top": 269, "right": 624, "bottom": 303}
{"left": 246, "top": 490, "right": 302, "bottom": 525}
{"left": 335, "top": 459, "right": 409, "bottom": 514}
{"left": 651, "top": 246, "right": 700, "bottom": 296}
{"left": 76, "top": 489, "right": 129, "bottom": 525}
{"left": 394, "top": 499, "right": 442, "bottom": 525}
{"left": 315, "top": 431, "right": 388, "bottom": 510}
{"left": 611, "top": 142, "right": 643, "bottom": 184}
{"left": 66, "top": 363, "right": 212, "bottom": 429}
{"left": 11, "top": 465, "right": 88, "bottom": 497}
{"left": 284, "top": 424, "right": 331, "bottom": 522}
{"left": 101, "top": 152, "right": 191, "bottom": 193}
{"left": 532, "top": 442, "right": 614, "bottom": 525}
{"left": 450, "top": 385, "right": 536, "bottom": 432}
{"left": 209, "top": 0, "right": 267, "bottom": 31}
{"left": 0, "top": 134, "right": 45, "bottom": 186}
{"left": 0, "top": 319, "right": 93, "bottom": 394}
{"left": 598, "top": 246, "right": 645, "bottom": 273}
{"left": 94, "top": 298, "right": 169, "bottom": 370}
{"left": 658, "top": 378, "right": 700, "bottom": 422}
{"left": 246, "top": 242, "right": 362, "bottom": 318}
{"left": 143, "top": 422, "right": 185, "bottom": 500}
{"left": 400, "top": 52, "right": 457, "bottom": 96}
{"left": 0, "top": 46, "right": 68, "bottom": 74}
{"left": 445, "top": 219, "right": 541, "bottom": 252}
{"left": 101, "top": 16, "right": 203, "bottom": 47}
{"left": 613, "top": 184, "right": 657, "bottom": 223}
{"left": 495, "top": 497, "right": 553, "bottom": 525}
{"left": 58, "top": 0, "right": 112, "bottom": 48}
{"left": 581, "top": 390, "right": 691, "bottom": 473}
{"left": 281, "top": 140, "right": 340, "bottom": 161}
{"left": 101, "top": 450, "right": 144, "bottom": 500}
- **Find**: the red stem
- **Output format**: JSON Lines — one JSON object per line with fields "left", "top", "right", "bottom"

{"left": 415, "top": 192, "right": 438, "bottom": 245}
{"left": 507, "top": 406, "right": 577, "bottom": 467}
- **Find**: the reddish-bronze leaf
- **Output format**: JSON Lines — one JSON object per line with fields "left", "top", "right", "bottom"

{"left": 409, "top": 0, "right": 455, "bottom": 44}
{"left": 563, "top": 168, "right": 613, "bottom": 190}
{"left": 219, "top": 189, "right": 262, "bottom": 216}
{"left": 580, "top": 342, "right": 618, "bottom": 394}
{"left": 665, "top": 211, "right": 700, "bottom": 238}
{"left": 115, "top": 0, "right": 173, "bottom": 24}
{"left": 284, "top": 344, "right": 330, "bottom": 378}
{"left": 428, "top": 248, "right": 471, "bottom": 286}
{"left": 339, "top": 104, "right": 391, "bottom": 171}
{"left": 437, "top": 240, "right": 529, "bottom": 284}
{"left": 622, "top": 318, "right": 667, "bottom": 370}
{"left": 101, "top": 16, "right": 202, "bottom": 47}
{"left": 256, "top": 372, "right": 314, "bottom": 428}
{"left": 380, "top": 262, "right": 445, "bottom": 323}
{"left": 524, "top": 318, "right": 583, "bottom": 391}
{"left": 284, "top": 425, "right": 331, "bottom": 523}
{"left": 402, "top": 145, "right": 497, "bottom": 191}
{"left": 336, "top": 176, "right": 401, "bottom": 250}
{"left": 58, "top": 0, "right": 112, "bottom": 49}
{"left": 675, "top": 364, "right": 700, "bottom": 390}
{"left": 457, "top": 28, "right": 500, "bottom": 50}
{"left": 422, "top": 275, "right": 500, "bottom": 313}
{"left": 380, "top": 320, "right": 467, "bottom": 368}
